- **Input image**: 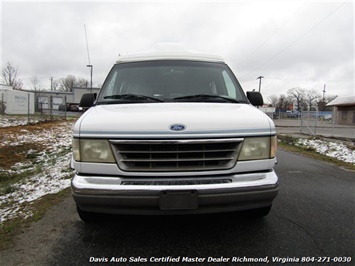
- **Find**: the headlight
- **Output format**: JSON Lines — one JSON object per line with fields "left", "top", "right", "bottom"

{"left": 72, "top": 139, "right": 115, "bottom": 163}
{"left": 239, "top": 136, "right": 277, "bottom": 161}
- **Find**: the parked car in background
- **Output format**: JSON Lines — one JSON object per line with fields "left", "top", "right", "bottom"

{"left": 59, "top": 103, "right": 80, "bottom": 112}
{"left": 286, "top": 110, "right": 301, "bottom": 118}
{"left": 58, "top": 104, "right": 67, "bottom": 111}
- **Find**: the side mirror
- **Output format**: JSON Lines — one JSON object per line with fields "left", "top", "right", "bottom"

{"left": 80, "top": 93, "right": 97, "bottom": 108}
{"left": 247, "top": 91, "right": 263, "bottom": 106}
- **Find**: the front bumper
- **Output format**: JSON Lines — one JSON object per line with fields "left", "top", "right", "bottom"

{"left": 71, "top": 170, "right": 279, "bottom": 215}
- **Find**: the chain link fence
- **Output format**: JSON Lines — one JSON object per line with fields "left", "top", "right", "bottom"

{"left": 1, "top": 93, "right": 81, "bottom": 126}
{"left": 274, "top": 111, "right": 355, "bottom": 140}
{"left": 300, "top": 111, "right": 320, "bottom": 135}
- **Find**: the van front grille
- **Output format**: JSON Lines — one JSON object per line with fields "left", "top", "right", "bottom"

{"left": 110, "top": 139, "right": 243, "bottom": 172}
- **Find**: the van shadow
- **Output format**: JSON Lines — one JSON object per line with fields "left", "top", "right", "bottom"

{"left": 76, "top": 211, "right": 270, "bottom": 258}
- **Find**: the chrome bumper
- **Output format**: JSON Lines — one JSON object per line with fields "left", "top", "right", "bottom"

{"left": 72, "top": 170, "right": 279, "bottom": 215}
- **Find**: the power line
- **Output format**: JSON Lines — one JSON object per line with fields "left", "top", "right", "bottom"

{"left": 240, "top": 0, "right": 351, "bottom": 79}
{"left": 237, "top": 2, "right": 305, "bottom": 66}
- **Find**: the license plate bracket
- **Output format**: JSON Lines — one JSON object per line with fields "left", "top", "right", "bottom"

{"left": 159, "top": 190, "right": 198, "bottom": 210}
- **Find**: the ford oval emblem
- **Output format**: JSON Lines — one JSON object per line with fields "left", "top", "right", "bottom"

{"left": 169, "top": 124, "right": 186, "bottom": 131}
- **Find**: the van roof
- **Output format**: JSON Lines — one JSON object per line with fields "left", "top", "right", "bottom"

{"left": 115, "top": 52, "right": 225, "bottom": 64}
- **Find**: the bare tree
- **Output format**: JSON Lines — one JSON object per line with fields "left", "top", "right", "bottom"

{"left": 268, "top": 95, "right": 278, "bottom": 107}
{"left": 287, "top": 87, "right": 305, "bottom": 111}
{"left": 305, "top": 89, "right": 321, "bottom": 111}
{"left": 276, "top": 94, "right": 293, "bottom": 110}
{"left": 58, "top": 75, "right": 90, "bottom": 91}
{"left": 76, "top": 78, "right": 89, "bottom": 88}
{"left": 31, "top": 76, "right": 44, "bottom": 91}
{"left": 1, "top": 61, "right": 23, "bottom": 90}
{"left": 59, "top": 75, "right": 77, "bottom": 92}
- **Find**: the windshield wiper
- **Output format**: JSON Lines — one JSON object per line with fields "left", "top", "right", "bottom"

{"left": 173, "top": 94, "right": 242, "bottom": 103}
{"left": 103, "top": 94, "right": 164, "bottom": 102}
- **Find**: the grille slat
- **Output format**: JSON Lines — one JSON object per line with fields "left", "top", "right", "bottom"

{"left": 121, "top": 157, "right": 235, "bottom": 162}
{"left": 118, "top": 149, "right": 236, "bottom": 153}
{"left": 111, "top": 139, "right": 242, "bottom": 172}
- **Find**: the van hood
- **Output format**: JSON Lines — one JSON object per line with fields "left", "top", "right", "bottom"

{"left": 74, "top": 103, "right": 275, "bottom": 138}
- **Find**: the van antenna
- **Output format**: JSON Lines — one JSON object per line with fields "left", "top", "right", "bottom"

{"left": 84, "top": 24, "right": 91, "bottom": 65}
{"left": 84, "top": 24, "right": 93, "bottom": 91}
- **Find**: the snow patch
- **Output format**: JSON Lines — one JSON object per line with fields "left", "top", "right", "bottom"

{"left": 296, "top": 138, "right": 355, "bottom": 164}
{"left": 0, "top": 116, "right": 42, "bottom": 128}
{"left": 0, "top": 121, "right": 75, "bottom": 223}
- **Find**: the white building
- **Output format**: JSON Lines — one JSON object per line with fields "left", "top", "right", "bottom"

{"left": 327, "top": 96, "right": 355, "bottom": 125}
{"left": 0, "top": 84, "right": 35, "bottom": 114}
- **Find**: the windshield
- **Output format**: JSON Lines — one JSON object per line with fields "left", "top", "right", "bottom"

{"left": 97, "top": 60, "right": 248, "bottom": 104}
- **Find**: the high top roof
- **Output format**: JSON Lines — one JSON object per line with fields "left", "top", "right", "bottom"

{"left": 116, "top": 43, "right": 225, "bottom": 64}
{"left": 116, "top": 52, "right": 225, "bottom": 64}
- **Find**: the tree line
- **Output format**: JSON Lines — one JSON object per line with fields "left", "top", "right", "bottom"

{"left": 268, "top": 88, "right": 336, "bottom": 111}
{"left": 1, "top": 61, "right": 90, "bottom": 92}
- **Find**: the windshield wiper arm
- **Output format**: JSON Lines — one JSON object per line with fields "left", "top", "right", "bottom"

{"left": 103, "top": 94, "right": 164, "bottom": 102}
{"left": 173, "top": 94, "right": 241, "bottom": 103}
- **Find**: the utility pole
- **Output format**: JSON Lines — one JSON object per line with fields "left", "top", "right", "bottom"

{"left": 87, "top": 65, "right": 93, "bottom": 92}
{"left": 257, "top": 76, "right": 264, "bottom": 93}
{"left": 50, "top": 77, "right": 54, "bottom": 91}
{"left": 322, "top": 84, "right": 326, "bottom": 102}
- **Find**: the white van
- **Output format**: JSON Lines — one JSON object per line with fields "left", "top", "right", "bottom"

{"left": 71, "top": 51, "right": 278, "bottom": 222}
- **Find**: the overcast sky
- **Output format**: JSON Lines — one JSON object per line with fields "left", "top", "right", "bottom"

{"left": 1, "top": 0, "right": 354, "bottom": 99}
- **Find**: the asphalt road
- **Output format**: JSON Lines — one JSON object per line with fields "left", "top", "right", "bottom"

{"left": 1, "top": 149, "right": 354, "bottom": 266}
